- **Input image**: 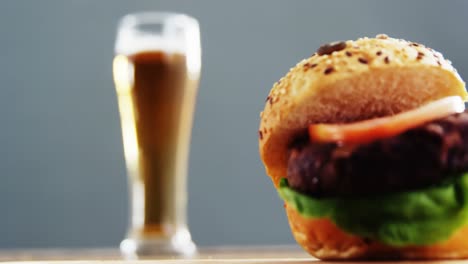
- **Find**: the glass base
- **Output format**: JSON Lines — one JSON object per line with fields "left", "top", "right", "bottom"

{"left": 120, "top": 229, "right": 197, "bottom": 259}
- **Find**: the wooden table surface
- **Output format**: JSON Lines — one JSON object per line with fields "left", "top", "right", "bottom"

{"left": 1, "top": 246, "right": 468, "bottom": 263}
{"left": 0, "top": 246, "right": 312, "bottom": 263}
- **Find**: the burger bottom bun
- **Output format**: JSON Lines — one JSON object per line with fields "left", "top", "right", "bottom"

{"left": 285, "top": 204, "right": 468, "bottom": 260}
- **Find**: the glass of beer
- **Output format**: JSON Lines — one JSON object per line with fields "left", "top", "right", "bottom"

{"left": 112, "top": 12, "right": 200, "bottom": 257}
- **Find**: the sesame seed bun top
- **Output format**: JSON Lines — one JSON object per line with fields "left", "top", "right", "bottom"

{"left": 259, "top": 34, "right": 467, "bottom": 186}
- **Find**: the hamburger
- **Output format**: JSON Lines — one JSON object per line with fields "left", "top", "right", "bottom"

{"left": 258, "top": 34, "right": 468, "bottom": 260}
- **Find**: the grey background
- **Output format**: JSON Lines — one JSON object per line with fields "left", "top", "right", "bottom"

{"left": 1, "top": 0, "right": 467, "bottom": 249}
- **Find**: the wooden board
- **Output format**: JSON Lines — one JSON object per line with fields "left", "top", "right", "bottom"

{"left": 1, "top": 246, "right": 468, "bottom": 263}
{"left": 0, "top": 246, "right": 307, "bottom": 262}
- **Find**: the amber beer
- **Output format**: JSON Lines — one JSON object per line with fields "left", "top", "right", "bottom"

{"left": 113, "top": 50, "right": 197, "bottom": 255}
{"left": 113, "top": 12, "right": 201, "bottom": 257}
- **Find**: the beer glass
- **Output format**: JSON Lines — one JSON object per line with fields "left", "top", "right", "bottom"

{"left": 112, "top": 12, "right": 200, "bottom": 257}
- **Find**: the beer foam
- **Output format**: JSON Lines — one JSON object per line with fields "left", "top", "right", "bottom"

{"left": 115, "top": 33, "right": 186, "bottom": 55}
{"left": 114, "top": 12, "right": 201, "bottom": 77}
{"left": 114, "top": 12, "right": 193, "bottom": 55}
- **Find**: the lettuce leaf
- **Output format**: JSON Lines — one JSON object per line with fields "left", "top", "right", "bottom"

{"left": 278, "top": 173, "right": 468, "bottom": 246}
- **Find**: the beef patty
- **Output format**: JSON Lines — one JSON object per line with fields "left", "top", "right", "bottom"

{"left": 287, "top": 111, "right": 468, "bottom": 197}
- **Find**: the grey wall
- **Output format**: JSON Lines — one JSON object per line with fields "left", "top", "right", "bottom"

{"left": 1, "top": 0, "right": 467, "bottom": 249}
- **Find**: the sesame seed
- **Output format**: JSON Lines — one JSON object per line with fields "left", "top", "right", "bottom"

{"left": 376, "top": 51, "right": 382, "bottom": 56}
{"left": 345, "top": 51, "right": 352, "bottom": 57}
{"left": 376, "top": 34, "right": 389, "bottom": 39}
{"left": 267, "top": 96, "right": 274, "bottom": 105}
{"left": 358, "top": 58, "right": 368, "bottom": 64}
{"left": 410, "top": 43, "right": 420, "bottom": 47}
{"left": 384, "top": 56, "right": 390, "bottom": 64}
{"left": 303, "top": 63, "right": 317, "bottom": 71}
{"left": 437, "top": 60, "right": 442, "bottom": 66}
{"left": 316, "top": 41, "right": 347, "bottom": 56}
{"left": 417, "top": 52, "right": 424, "bottom": 60}
{"left": 324, "top": 67, "right": 334, "bottom": 75}
{"left": 258, "top": 130, "right": 263, "bottom": 140}
{"left": 265, "top": 95, "right": 271, "bottom": 103}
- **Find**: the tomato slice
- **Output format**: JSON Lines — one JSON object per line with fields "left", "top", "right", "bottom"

{"left": 309, "top": 96, "right": 465, "bottom": 144}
